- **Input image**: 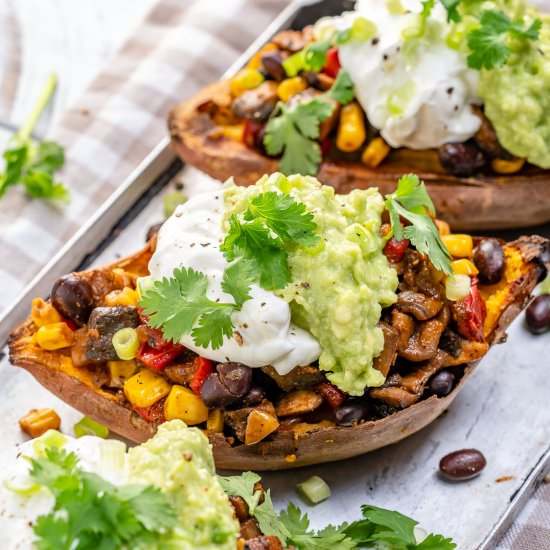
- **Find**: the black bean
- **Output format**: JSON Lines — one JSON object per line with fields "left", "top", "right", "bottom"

{"left": 428, "top": 370, "right": 455, "bottom": 396}
{"left": 51, "top": 275, "right": 94, "bottom": 326}
{"left": 240, "top": 386, "right": 266, "bottom": 407}
{"left": 525, "top": 294, "right": 550, "bottom": 335}
{"left": 439, "top": 449, "right": 486, "bottom": 481}
{"left": 200, "top": 373, "right": 237, "bottom": 408}
{"left": 438, "top": 141, "right": 486, "bottom": 177}
{"left": 474, "top": 239, "right": 505, "bottom": 284}
{"left": 217, "top": 363, "right": 252, "bottom": 399}
{"left": 145, "top": 222, "right": 163, "bottom": 243}
{"left": 261, "top": 51, "right": 286, "bottom": 81}
{"left": 335, "top": 401, "right": 367, "bottom": 426}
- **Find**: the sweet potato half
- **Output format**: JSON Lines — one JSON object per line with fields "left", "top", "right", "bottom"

{"left": 9, "top": 234, "right": 549, "bottom": 470}
{"left": 168, "top": 79, "right": 550, "bottom": 232}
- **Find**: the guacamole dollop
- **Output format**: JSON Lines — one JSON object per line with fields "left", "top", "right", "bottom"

{"left": 461, "top": 0, "right": 550, "bottom": 168}
{"left": 224, "top": 174, "right": 398, "bottom": 395}
{"left": 127, "top": 420, "right": 239, "bottom": 549}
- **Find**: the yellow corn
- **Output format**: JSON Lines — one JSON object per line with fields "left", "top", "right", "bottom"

{"left": 435, "top": 219, "right": 451, "bottom": 236}
{"left": 105, "top": 287, "right": 139, "bottom": 307}
{"left": 107, "top": 360, "right": 137, "bottom": 387}
{"left": 245, "top": 409, "right": 279, "bottom": 446}
{"left": 451, "top": 259, "right": 479, "bottom": 276}
{"left": 491, "top": 157, "right": 525, "bottom": 174}
{"left": 337, "top": 102, "right": 366, "bottom": 153}
{"left": 33, "top": 322, "right": 73, "bottom": 350}
{"left": 206, "top": 409, "right": 224, "bottom": 433}
{"left": 277, "top": 77, "right": 307, "bottom": 102}
{"left": 247, "top": 43, "right": 278, "bottom": 70}
{"left": 442, "top": 234, "right": 474, "bottom": 258}
{"left": 112, "top": 268, "right": 135, "bottom": 289}
{"left": 124, "top": 369, "right": 170, "bottom": 409}
{"left": 19, "top": 408, "right": 61, "bottom": 438}
{"left": 229, "top": 69, "right": 265, "bottom": 97}
{"left": 219, "top": 123, "right": 245, "bottom": 142}
{"left": 164, "top": 385, "right": 209, "bottom": 425}
{"left": 361, "top": 136, "right": 390, "bottom": 167}
{"left": 31, "top": 297, "right": 63, "bottom": 327}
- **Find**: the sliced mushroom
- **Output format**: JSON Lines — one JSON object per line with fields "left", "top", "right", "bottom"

{"left": 276, "top": 390, "right": 323, "bottom": 417}
{"left": 373, "top": 322, "right": 400, "bottom": 377}
{"left": 272, "top": 28, "right": 311, "bottom": 52}
{"left": 261, "top": 365, "right": 325, "bottom": 392}
{"left": 391, "top": 309, "right": 415, "bottom": 352}
{"left": 231, "top": 81, "right": 278, "bottom": 122}
{"left": 397, "top": 290, "right": 444, "bottom": 320}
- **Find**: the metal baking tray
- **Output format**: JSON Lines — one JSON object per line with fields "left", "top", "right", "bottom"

{"left": 1, "top": 1, "right": 549, "bottom": 548}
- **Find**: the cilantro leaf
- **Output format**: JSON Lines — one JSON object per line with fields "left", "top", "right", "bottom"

{"left": 362, "top": 504, "right": 418, "bottom": 546}
{"left": 218, "top": 472, "right": 263, "bottom": 514}
{"left": 416, "top": 533, "right": 457, "bottom": 549}
{"left": 221, "top": 257, "right": 255, "bottom": 307}
{"left": 191, "top": 307, "right": 234, "bottom": 349}
{"left": 385, "top": 174, "right": 452, "bottom": 275}
{"left": 440, "top": 0, "right": 461, "bottom": 23}
{"left": 467, "top": 10, "right": 542, "bottom": 70}
{"left": 255, "top": 490, "right": 292, "bottom": 543}
{"left": 328, "top": 69, "right": 356, "bottom": 105}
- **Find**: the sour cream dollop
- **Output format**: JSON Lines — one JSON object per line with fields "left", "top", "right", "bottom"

{"left": 317, "top": 0, "right": 481, "bottom": 149}
{"left": 147, "top": 191, "right": 321, "bottom": 375}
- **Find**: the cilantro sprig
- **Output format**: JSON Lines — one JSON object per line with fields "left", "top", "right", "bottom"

{"left": 385, "top": 174, "right": 452, "bottom": 275}
{"left": 219, "top": 472, "right": 456, "bottom": 549}
{"left": 0, "top": 74, "right": 68, "bottom": 202}
{"left": 28, "top": 446, "right": 177, "bottom": 550}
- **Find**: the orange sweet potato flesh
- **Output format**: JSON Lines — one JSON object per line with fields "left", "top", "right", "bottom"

{"left": 168, "top": 80, "right": 550, "bottom": 231}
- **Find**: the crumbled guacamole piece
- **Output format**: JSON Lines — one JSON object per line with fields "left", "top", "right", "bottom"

{"left": 126, "top": 420, "right": 239, "bottom": 549}
{"left": 224, "top": 173, "right": 398, "bottom": 396}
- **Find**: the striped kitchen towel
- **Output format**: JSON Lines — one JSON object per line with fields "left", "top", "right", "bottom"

{"left": 0, "top": 0, "right": 288, "bottom": 315}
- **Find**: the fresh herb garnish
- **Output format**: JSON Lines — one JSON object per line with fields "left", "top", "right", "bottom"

{"left": 283, "top": 39, "right": 332, "bottom": 77}
{"left": 466, "top": 9, "right": 542, "bottom": 70}
{"left": 440, "top": 0, "right": 461, "bottom": 23}
{"left": 29, "top": 446, "right": 177, "bottom": 550}
{"left": 265, "top": 69, "right": 355, "bottom": 176}
{"left": 0, "top": 74, "right": 68, "bottom": 202}
{"left": 219, "top": 472, "right": 456, "bottom": 549}
{"left": 385, "top": 174, "right": 452, "bottom": 275}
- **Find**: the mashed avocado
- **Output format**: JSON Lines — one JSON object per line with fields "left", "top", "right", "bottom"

{"left": 127, "top": 420, "right": 239, "bottom": 549}
{"left": 461, "top": 0, "right": 550, "bottom": 168}
{"left": 224, "top": 174, "right": 398, "bottom": 395}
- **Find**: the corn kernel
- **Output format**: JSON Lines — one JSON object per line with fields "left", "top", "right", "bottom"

{"left": 31, "top": 297, "right": 63, "bottom": 327}
{"left": 245, "top": 409, "right": 279, "bottom": 446}
{"left": 247, "top": 43, "right": 278, "bottom": 70}
{"left": 112, "top": 268, "right": 135, "bottom": 289}
{"left": 435, "top": 219, "right": 450, "bottom": 236}
{"left": 164, "top": 385, "right": 209, "bottom": 425}
{"left": 277, "top": 77, "right": 307, "bottom": 102}
{"left": 19, "top": 408, "right": 61, "bottom": 438}
{"left": 451, "top": 259, "right": 479, "bottom": 276}
{"left": 124, "top": 369, "right": 170, "bottom": 409}
{"left": 230, "top": 69, "right": 265, "bottom": 97}
{"left": 33, "top": 322, "right": 73, "bottom": 350}
{"left": 105, "top": 287, "right": 139, "bottom": 307}
{"left": 206, "top": 409, "right": 224, "bottom": 433}
{"left": 219, "top": 123, "right": 245, "bottom": 142}
{"left": 108, "top": 360, "right": 138, "bottom": 387}
{"left": 442, "top": 234, "right": 473, "bottom": 258}
{"left": 337, "top": 102, "right": 366, "bottom": 152}
{"left": 491, "top": 157, "right": 525, "bottom": 174}
{"left": 361, "top": 137, "right": 390, "bottom": 167}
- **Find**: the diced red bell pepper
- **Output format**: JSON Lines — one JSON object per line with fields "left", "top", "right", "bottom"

{"left": 455, "top": 279, "right": 487, "bottom": 342}
{"left": 132, "top": 398, "right": 166, "bottom": 424}
{"left": 321, "top": 137, "right": 332, "bottom": 157}
{"left": 383, "top": 237, "right": 410, "bottom": 263}
{"left": 189, "top": 357, "right": 214, "bottom": 394}
{"left": 243, "top": 120, "right": 263, "bottom": 149}
{"left": 136, "top": 341, "right": 185, "bottom": 373}
{"left": 323, "top": 47, "right": 341, "bottom": 78}
{"left": 317, "top": 382, "right": 346, "bottom": 409}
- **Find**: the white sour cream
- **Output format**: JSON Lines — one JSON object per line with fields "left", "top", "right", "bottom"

{"left": 317, "top": 0, "right": 481, "bottom": 149}
{"left": 148, "top": 191, "right": 321, "bottom": 375}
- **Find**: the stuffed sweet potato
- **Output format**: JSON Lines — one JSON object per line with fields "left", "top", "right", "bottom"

{"left": 169, "top": 1, "right": 550, "bottom": 231}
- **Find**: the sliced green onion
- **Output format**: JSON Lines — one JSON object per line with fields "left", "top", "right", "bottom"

{"left": 387, "top": 80, "right": 417, "bottom": 116}
{"left": 385, "top": 0, "right": 406, "bottom": 15}
{"left": 100, "top": 439, "right": 127, "bottom": 472}
{"left": 32, "top": 429, "right": 67, "bottom": 456}
{"left": 282, "top": 50, "right": 306, "bottom": 77}
{"left": 112, "top": 327, "right": 140, "bottom": 360}
{"left": 163, "top": 191, "right": 187, "bottom": 219}
{"left": 539, "top": 273, "right": 550, "bottom": 294}
{"left": 401, "top": 14, "right": 424, "bottom": 40}
{"left": 3, "top": 479, "right": 42, "bottom": 496}
{"left": 73, "top": 416, "right": 109, "bottom": 438}
{"left": 297, "top": 475, "right": 331, "bottom": 504}
{"left": 445, "top": 274, "right": 471, "bottom": 301}
{"left": 137, "top": 276, "right": 155, "bottom": 299}
{"left": 351, "top": 17, "right": 377, "bottom": 41}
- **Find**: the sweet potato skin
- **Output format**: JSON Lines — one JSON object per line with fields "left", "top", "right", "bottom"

{"left": 8, "top": 237, "right": 549, "bottom": 470}
{"left": 168, "top": 80, "right": 550, "bottom": 231}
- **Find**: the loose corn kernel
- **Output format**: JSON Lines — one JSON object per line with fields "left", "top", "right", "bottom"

{"left": 451, "top": 259, "right": 479, "bottom": 276}
{"left": 245, "top": 409, "right": 279, "bottom": 446}
{"left": 105, "top": 287, "right": 139, "bottom": 307}
{"left": 337, "top": 102, "right": 366, "bottom": 153}
{"left": 230, "top": 69, "right": 265, "bottom": 97}
{"left": 124, "top": 369, "right": 171, "bottom": 409}
{"left": 219, "top": 123, "right": 245, "bottom": 142}
{"left": 491, "top": 157, "right": 525, "bottom": 174}
{"left": 33, "top": 322, "right": 73, "bottom": 350}
{"left": 361, "top": 137, "right": 391, "bottom": 167}
{"left": 31, "top": 297, "right": 63, "bottom": 327}
{"left": 206, "top": 409, "right": 224, "bottom": 433}
{"left": 442, "top": 234, "right": 473, "bottom": 258}
{"left": 435, "top": 219, "right": 451, "bottom": 236}
{"left": 19, "top": 408, "right": 61, "bottom": 439}
{"left": 164, "top": 385, "right": 209, "bottom": 425}
{"left": 112, "top": 268, "right": 135, "bottom": 289}
{"left": 277, "top": 77, "right": 307, "bottom": 102}
{"left": 247, "top": 43, "right": 278, "bottom": 70}
{"left": 108, "top": 360, "right": 137, "bottom": 387}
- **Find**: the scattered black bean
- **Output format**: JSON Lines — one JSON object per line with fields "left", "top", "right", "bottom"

{"left": 439, "top": 449, "right": 486, "bottom": 481}
{"left": 428, "top": 370, "right": 455, "bottom": 397}
{"left": 240, "top": 386, "right": 266, "bottom": 407}
{"left": 335, "top": 401, "right": 368, "bottom": 426}
{"left": 200, "top": 373, "right": 237, "bottom": 408}
{"left": 51, "top": 275, "right": 94, "bottom": 326}
{"left": 525, "top": 294, "right": 550, "bottom": 335}
{"left": 217, "top": 363, "right": 252, "bottom": 399}
{"left": 261, "top": 51, "right": 286, "bottom": 81}
{"left": 474, "top": 239, "right": 505, "bottom": 284}
{"left": 438, "top": 141, "right": 486, "bottom": 177}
